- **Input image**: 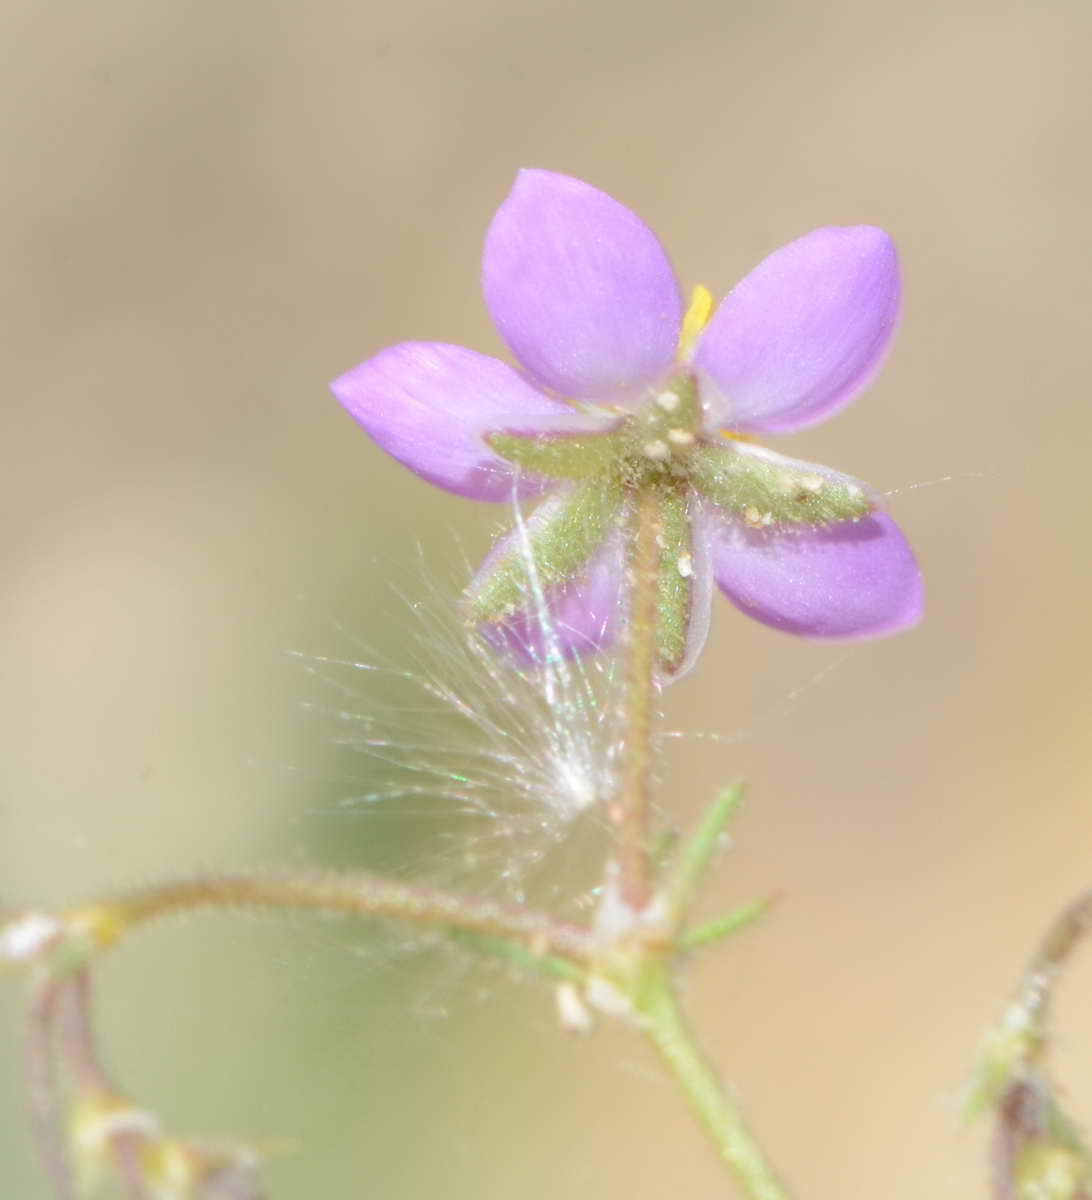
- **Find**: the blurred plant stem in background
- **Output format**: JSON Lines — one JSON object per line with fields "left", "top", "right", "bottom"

{"left": 969, "top": 888, "right": 1092, "bottom": 1200}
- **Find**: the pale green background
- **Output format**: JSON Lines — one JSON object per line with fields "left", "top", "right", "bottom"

{"left": 4, "top": 0, "right": 1092, "bottom": 1196}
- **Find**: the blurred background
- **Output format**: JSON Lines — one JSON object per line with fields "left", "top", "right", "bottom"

{"left": 3, "top": 0, "right": 1092, "bottom": 1195}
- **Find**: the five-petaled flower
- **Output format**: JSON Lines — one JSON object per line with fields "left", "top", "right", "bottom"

{"left": 332, "top": 169, "right": 922, "bottom": 679}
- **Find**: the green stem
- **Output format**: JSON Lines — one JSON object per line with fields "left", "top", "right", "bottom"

{"left": 639, "top": 965, "right": 790, "bottom": 1200}
{"left": 614, "top": 487, "right": 662, "bottom": 911}
{"left": 69, "top": 871, "right": 594, "bottom": 968}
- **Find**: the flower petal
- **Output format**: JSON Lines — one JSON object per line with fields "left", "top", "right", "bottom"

{"left": 331, "top": 342, "right": 577, "bottom": 501}
{"left": 693, "top": 226, "right": 900, "bottom": 433}
{"left": 473, "top": 524, "right": 625, "bottom": 663}
{"left": 482, "top": 169, "right": 682, "bottom": 401}
{"left": 704, "top": 503, "right": 922, "bottom": 639}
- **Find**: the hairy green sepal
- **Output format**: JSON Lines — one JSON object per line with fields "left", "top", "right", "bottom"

{"left": 689, "top": 442, "right": 872, "bottom": 528}
{"left": 487, "top": 429, "right": 625, "bottom": 480}
{"left": 656, "top": 488, "right": 695, "bottom": 675}
{"left": 469, "top": 480, "right": 622, "bottom": 623}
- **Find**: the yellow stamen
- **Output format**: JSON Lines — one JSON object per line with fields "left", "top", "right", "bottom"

{"left": 676, "top": 284, "right": 715, "bottom": 360}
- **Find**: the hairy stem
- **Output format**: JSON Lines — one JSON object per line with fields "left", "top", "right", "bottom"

{"left": 25, "top": 973, "right": 74, "bottom": 1200}
{"left": 613, "top": 486, "right": 662, "bottom": 911}
{"left": 1016, "top": 884, "right": 1092, "bottom": 1026}
{"left": 76, "top": 870, "right": 594, "bottom": 966}
{"left": 608, "top": 495, "right": 787, "bottom": 1196}
{"left": 639, "top": 965, "right": 790, "bottom": 1200}
{"left": 56, "top": 970, "right": 106, "bottom": 1091}
{"left": 57, "top": 971, "right": 151, "bottom": 1200}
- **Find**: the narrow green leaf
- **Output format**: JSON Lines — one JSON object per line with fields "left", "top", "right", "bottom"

{"left": 678, "top": 896, "right": 775, "bottom": 951}
{"left": 663, "top": 785, "right": 745, "bottom": 926}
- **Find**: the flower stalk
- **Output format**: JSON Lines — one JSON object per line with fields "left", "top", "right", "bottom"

{"left": 613, "top": 486, "right": 664, "bottom": 911}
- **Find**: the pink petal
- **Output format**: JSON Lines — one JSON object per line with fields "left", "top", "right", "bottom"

{"left": 482, "top": 169, "right": 682, "bottom": 402}
{"left": 331, "top": 342, "right": 577, "bottom": 501}
{"left": 474, "top": 527, "right": 625, "bottom": 663}
{"left": 693, "top": 226, "right": 900, "bottom": 433}
{"left": 704, "top": 504, "right": 922, "bottom": 640}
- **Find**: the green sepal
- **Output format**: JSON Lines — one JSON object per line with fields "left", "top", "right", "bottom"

{"left": 487, "top": 429, "right": 625, "bottom": 480}
{"left": 468, "top": 480, "right": 623, "bottom": 623}
{"left": 655, "top": 487, "right": 696, "bottom": 676}
{"left": 690, "top": 441, "right": 873, "bottom": 528}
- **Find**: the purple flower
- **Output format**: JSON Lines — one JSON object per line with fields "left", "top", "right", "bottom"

{"left": 332, "top": 169, "right": 922, "bottom": 678}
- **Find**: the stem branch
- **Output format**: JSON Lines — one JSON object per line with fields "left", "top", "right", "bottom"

{"left": 79, "top": 870, "right": 594, "bottom": 966}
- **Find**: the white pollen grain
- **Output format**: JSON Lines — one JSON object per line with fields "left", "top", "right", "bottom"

{"left": 667, "top": 429, "right": 694, "bottom": 446}
{"left": 643, "top": 439, "right": 670, "bottom": 461}
{"left": 677, "top": 553, "right": 694, "bottom": 578}
{"left": 655, "top": 391, "right": 680, "bottom": 412}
